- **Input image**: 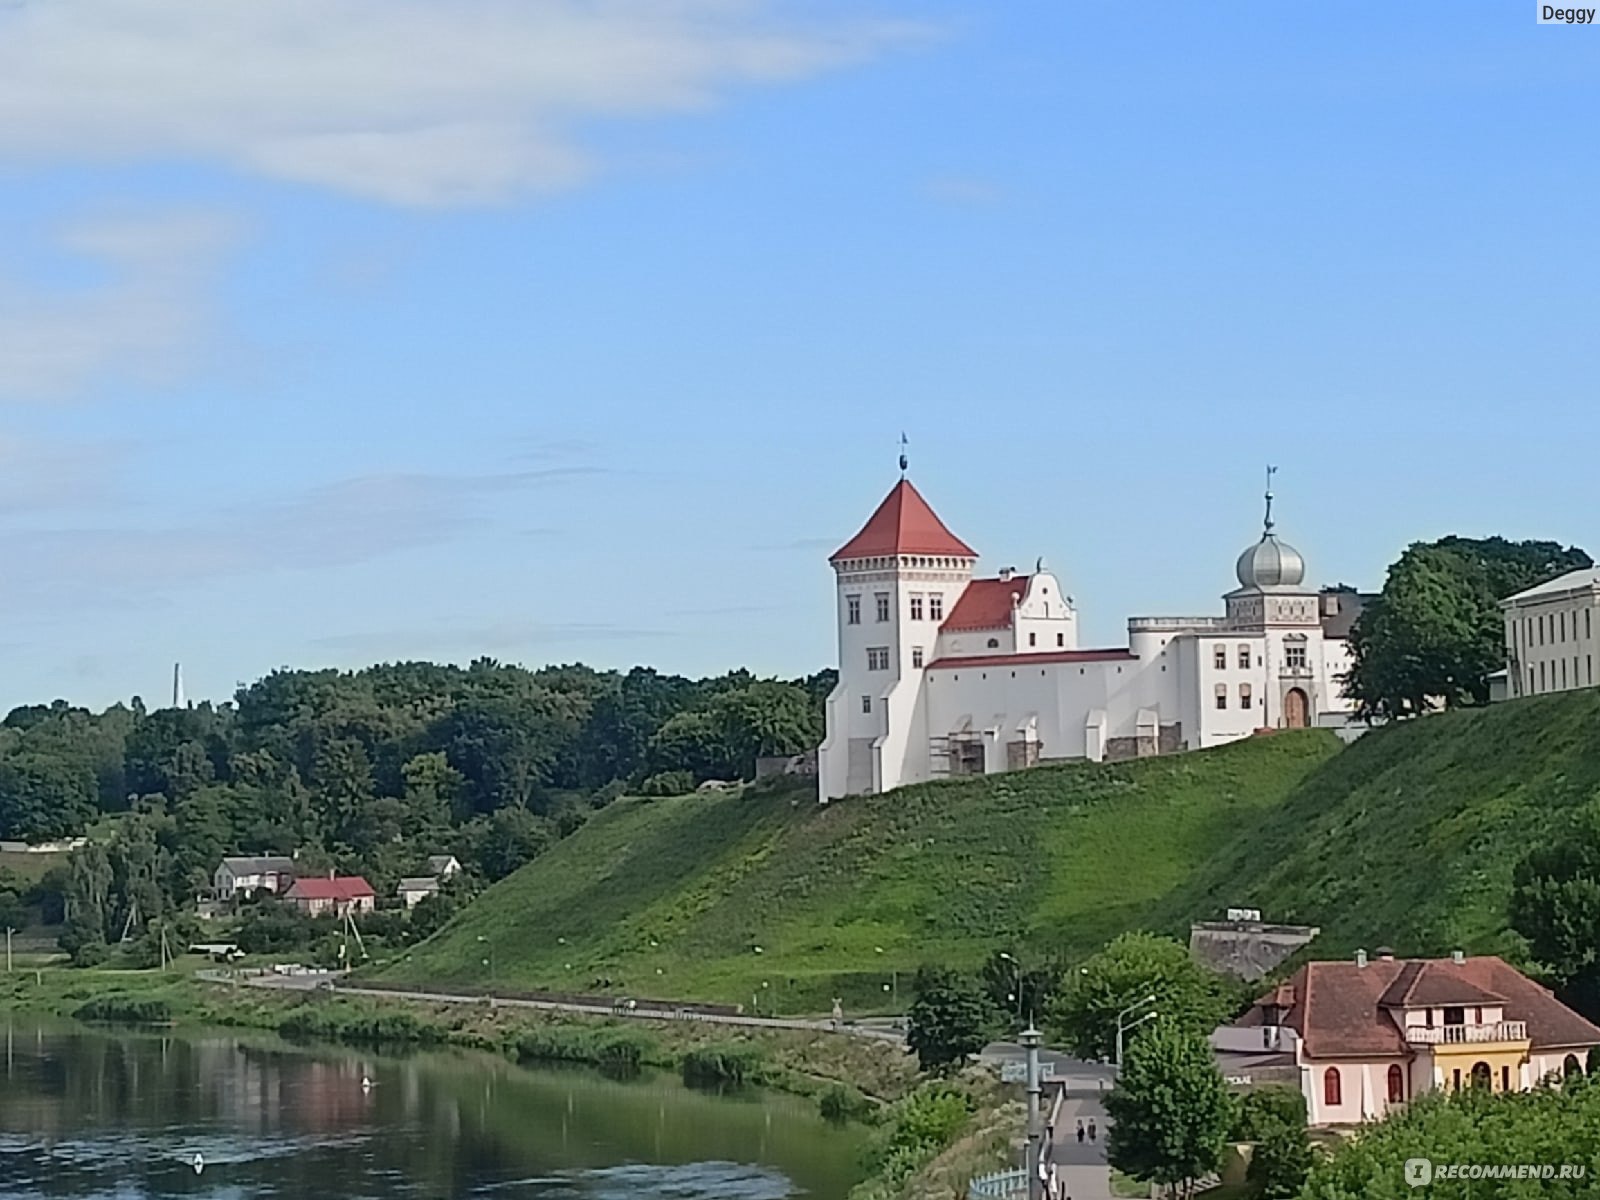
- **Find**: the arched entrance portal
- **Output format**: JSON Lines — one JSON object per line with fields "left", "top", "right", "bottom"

{"left": 1470, "top": 1061, "right": 1493, "bottom": 1090}
{"left": 1284, "top": 688, "right": 1310, "bottom": 729}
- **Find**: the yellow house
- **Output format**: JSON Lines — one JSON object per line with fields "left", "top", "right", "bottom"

{"left": 1238, "top": 950, "right": 1600, "bottom": 1127}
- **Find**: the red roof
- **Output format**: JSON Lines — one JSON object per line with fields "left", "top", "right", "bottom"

{"left": 926, "top": 649, "right": 1136, "bottom": 670}
{"left": 941, "top": 576, "right": 1029, "bottom": 631}
{"left": 830, "top": 479, "right": 977, "bottom": 563}
{"left": 286, "top": 876, "right": 375, "bottom": 901}
{"left": 1241, "top": 956, "right": 1600, "bottom": 1058}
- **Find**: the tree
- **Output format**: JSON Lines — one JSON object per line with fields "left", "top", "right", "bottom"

{"left": 0, "top": 889, "right": 26, "bottom": 933}
{"left": 1104, "top": 1020, "right": 1237, "bottom": 1200}
{"left": 1509, "top": 802, "right": 1600, "bottom": 1017}
{"left": 905, "top": 966, "right": 993, "bottom": 1073}
{"left": 1047, "top": 932, "right": 1235, "bottom": 1061}
{"left": 708, "top": 681, "right": 822, "bottom": 778}
{"left": 979, "top": 950, "right": 1062, "bottom": 1028}
{"left": 648, "top": 711, "right": 732, "bottom": 782}
{"left": 1247, "top": 1117, "right": 1314, "bottom": 1199}
{"left": 1344, "top": 536, "right": 1590, "bottom": 718}
{"left": 0, "top": 753, "right": 97, "bottom": 841}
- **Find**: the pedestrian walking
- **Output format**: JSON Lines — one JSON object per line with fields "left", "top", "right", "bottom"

{"left": 1075, "top": 1120, "right": 1084, "bottom": 1144}
{"left": 1087, "top": 1118, "right": 1097, "bottom": 1142}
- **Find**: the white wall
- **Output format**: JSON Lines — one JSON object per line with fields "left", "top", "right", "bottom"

{"left": 1505, "top": 590, "right": 1600, "bottom": 697}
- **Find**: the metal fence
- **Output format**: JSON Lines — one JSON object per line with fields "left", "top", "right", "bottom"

{"left": 967, "top": 1168, "right": 1027, "bottom": 1199}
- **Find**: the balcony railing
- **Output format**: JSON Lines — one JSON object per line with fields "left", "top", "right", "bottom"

{"left": 1406, "top": 1021, "right": 1528, "bottom": 1045}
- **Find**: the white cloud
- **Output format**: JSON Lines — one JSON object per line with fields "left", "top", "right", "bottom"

{"left": 0, "top": 0, "right": 924, "bottom": 206}
{"left": 0, "top": 211, "right": 239, "bottom": 400}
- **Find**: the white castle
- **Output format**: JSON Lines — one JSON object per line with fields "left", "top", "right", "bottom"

{"left": 818, "top": 469, "right": 1364, "bottom": 801}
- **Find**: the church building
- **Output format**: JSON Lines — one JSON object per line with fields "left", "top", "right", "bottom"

{"left": 818, "top": 471, "right": 1363, "bottom": 802}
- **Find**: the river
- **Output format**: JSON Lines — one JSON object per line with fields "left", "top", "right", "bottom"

{"left": 0, "top": 1018, "right": 869, "bottom": 1199}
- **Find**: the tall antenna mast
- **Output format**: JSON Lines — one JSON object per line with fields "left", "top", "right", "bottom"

{"left": 172, "top": 663, "right": 185, "bottom": 710}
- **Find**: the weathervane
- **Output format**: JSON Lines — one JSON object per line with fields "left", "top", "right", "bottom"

{"left": 1263, "top": 464, "right": 1278, "bottom": 535}
{"left": 899, "top": 432, "right": 909, "bottom": 478}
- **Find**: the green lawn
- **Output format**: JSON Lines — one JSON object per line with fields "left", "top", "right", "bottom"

{"left": 374, "top": 688, "right": 1600, "bottom": 1011}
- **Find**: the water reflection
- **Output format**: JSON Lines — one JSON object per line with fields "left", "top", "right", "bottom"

{"left": 0, "top": 1019, "right": 866, "bottom": 1199}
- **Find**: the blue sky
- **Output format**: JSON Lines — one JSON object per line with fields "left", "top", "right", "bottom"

{"left": 1, "top": 1, "right": 1597, "bottom": 711}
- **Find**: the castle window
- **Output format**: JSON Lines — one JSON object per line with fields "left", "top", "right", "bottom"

{"left": 1213, "top": 646, "right": 1227, "bottom": 670}
{"left": 867, "top": 647, "right": 889, "bottom": 671}
{"left": 986, "top": 638, "right": 1000, "bottom": 649}
{"left": 1588, "top": 610, "right": 1593, "bottom": 639}
{"left": 861, "top": 695, "right": 872, "bottom": 714}
{"left": 1029, "top": 632, "right": 1037, "bottom": 647}
{"left": 1240, "top": 683, "right": 1252, "bottom": 710}
{"left": 875, "top": 593, "right": 890, "bottom": 623}
{"left": 929, "top": 593, "right": 944, "bottom": 621}
{"left": 1238, "top": 644, "right": 1251, "bottom": 669}
{"left": 1324, "top": 1067, "right": 1342, "bottom": 1107}
{"left": 1285, "top": 644, "right": 1308, "bottom": 670}
{"left": 1215, "top": 683, "right": 1228, "bottom": 710}
{"left": 846, "top": 595, "right": 860, "bottom": 625}
{"left": 910, "top": 594, "right": 924, "bottom": 621}
{"left": 1057, "top": 633, "right": 1064, "bottom": 647}
{"left": 912, "top": 647, "right": 924, "bottom": 669}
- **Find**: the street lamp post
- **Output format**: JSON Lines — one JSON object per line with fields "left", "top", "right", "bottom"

{"left": 1020, "top": 1024, "right": 1043, "bottom": 1200}
{"left": 1114, "top": 994, "right": 1159, "bottom": 1070}
{"left": 1000, "top": 952, "right": 1025, "bottom": 1023}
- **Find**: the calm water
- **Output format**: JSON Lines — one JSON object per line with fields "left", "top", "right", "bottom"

{"left": 0, "top": 1019, "right": 868, "bottom": 1199}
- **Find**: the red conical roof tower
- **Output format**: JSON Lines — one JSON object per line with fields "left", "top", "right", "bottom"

{"left": 830, "top": 479, "right": 978, "bottom": 563}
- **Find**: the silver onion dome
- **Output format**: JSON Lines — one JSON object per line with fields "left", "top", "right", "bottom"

{"left": 1236, "top": 534, "right": 1306, "bottom": 589}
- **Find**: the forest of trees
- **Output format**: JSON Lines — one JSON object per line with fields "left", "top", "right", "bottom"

{"left": 0, "top": 659, "right": 832, "bottom": 957}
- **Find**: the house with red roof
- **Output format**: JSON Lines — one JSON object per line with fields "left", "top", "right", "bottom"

{"left": 817, "top": 467, "right": 1371, "bottom": 800}
{"left": 283, "top": 874, "right": 376, "bottom": 918}
{"left": 1233, "top": 950, "right": 1600, "bottom": 1126}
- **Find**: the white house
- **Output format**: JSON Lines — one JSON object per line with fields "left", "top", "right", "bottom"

{"left": 397, "top": 876, "right": 441, "bottom": 908}
{"left": 818, "top": 471, "right": 1365, "bottom": 801}
{"left": 426, "top": 854, "right": 462, "bottom": 879}
{"left": 1234, "top": 951, "right": 1600, "bottom": 1127}
{"left": 1501, "top": 567, "right": 1600, "bottom": 698}
{"left": 213, "top": 855, "right": 296, "bottom": 900}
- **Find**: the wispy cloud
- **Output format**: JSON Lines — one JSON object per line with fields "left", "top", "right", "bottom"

{"left": 0, "top": 1, "right": 928, "bottom": 207}
{"left": 926, "top": 176, "right": 1004, "bottom": 206}
{"left": 0, "top": 211, "right": 240, "bottom": 401}
{"left": 0, "top": 464, "right": 600, "bottom": 609}
{"left": 0, "top": 435, "right": 130, "bottom": 513}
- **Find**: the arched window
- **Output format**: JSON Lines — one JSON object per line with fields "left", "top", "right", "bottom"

{"left": 1323, "top": 1067, "right": 1342, "bottom": 1107}
{"left": 1387, "top": 1064, "right": 1404, "bottom": 1103}
{"left": 1470, "top": 1062, "right": 1492, "bottom": 1090}
{"left": 1564, "top": 1053, "right": 1583, "bottom": 1078}
{"left": 986, "top": 638, "right": 1000, "bottom": 649}
{"left": 1215, "top": 683, "right": 1228, "bottom": 711}
{"left": 1238, "top": 643, "right": 1251, "bottom": 669}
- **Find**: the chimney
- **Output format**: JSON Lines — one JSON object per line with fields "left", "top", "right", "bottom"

{"left": 999, "top": 567, "right": 1014, "bottom": 582}
{"left": 328, "top": 867, "right": 335, "bottom": 880}
{"left": 1376, "top": 947, "right": 1395, "bottom": 962}
{"left": 1451, "top": 949, "right": 1465, "bottom": 964}
{"left": 1355, "top": 949, "right": 1368, "bottom": 968}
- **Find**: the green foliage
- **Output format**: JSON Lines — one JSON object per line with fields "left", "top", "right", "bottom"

{"left": 1048, "top": 932, "right": 1234, "bottom": 1061}
{"left": 1306, "top": 1077, "right": 1600, "bottom": 1198}
{"left": 0, "top": 753, "right": 97, "bottom": 841}
{"left": 72, "top": 994, "right": 173, "bottom": 1024}
{"left": 639, "top": 770, "right": 696, "bottom": 797}
{"left": 1345, "top": 536, "right": 1590, "bottom": 718}
{"left": 516, "top": 1025, "right": 656, "bottom": 1073}
{"left": 978, "top": 949, "right": 1061, "bottom": 1028}
{"left": 235, "top": 900, "right": 324, "bottom": 954}
{"left": 905, "top": 966, "right": 994, "bottom": 1073}
{"left": 277, "top": 1003, "right": 445, "bottom": 1045}
{"left": 853, "top": 1083, "right": 976, "bottom": 1199}
{"left": 1246, "top": 1117, "right": 1314, "bottom": 1199}
{"left": 818, "top": 1081, "right": 876, "bottom": 1123}
{"left": 681, "top": 1042, "right": 767, "bottom": 1087}
{"left": 1509, "top": 801, "right": 1600, "bottom": 1017}
{"left": 1104, "top": 1020, "right": 1237, "bottom": 1196}
{"left": 0, "top": 889, "right": 25, "bottom": 932}
{"left": 1230, "top": 1085, "right": 1306, "bottom": 1141}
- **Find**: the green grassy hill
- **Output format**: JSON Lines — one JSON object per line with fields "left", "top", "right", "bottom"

{"left": 376, "top": 691, "right": 1600, "bottom": 1012}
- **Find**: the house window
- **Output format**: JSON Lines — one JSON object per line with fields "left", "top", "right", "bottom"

{"left": 1473, "top": 1007, "right": 1482, "bottom": 1025}
{"left": 929, "top": 593, "right": 944, "bottom": 621}
{"left": 986, "top": 638, "right": 1000, "bottom": 649}
{"left": 875, "top": 593, "right": 891, "bottom": 623}
{"left": 1562, "top": 658, "right": 1568, "bottom": 688}
{"left": 1588, "top": 610, "right": 1593, "bottom": 639}
{"left": 1541, "top": 661, "right": 1547, "bottom": 690}
{"left": 1215, "top": 683, "right": 1228, "bottom": 710}
{"left": 1240, "top": 683, "right": 1252, "bottom": 710}
{"left": 861, "top": 695, "right": 872, "bottom": 714}
{"left": 1057, "top": 633, "right": 1065, "bottom": 647}
{"left": 1387, "top": 1064, "right": 1404, "bottom": 1104}
{"left": 1529, "top": 667, "right": 1536, "bottom": 693}
{"left": 912, "top": 646, "right": 924, "bottom": 669}
{"left": 867, "top": 647, "right": 890, "bottom": 671}
{"left": 846, "top": 595, "right": 861, "bottom": 625}
{"left": 1213, "top": 646, "right": 1227, "bottom": 670}
{"left": 1238, "top": 644, "right": 1251, "bottom": 669}
{"left": 1501, "top": 1065, "right": 1511, "bottom": 1092}
{"left": 1285, "top": 644, "right": 1308, "bottom": 670}
{"left": 910, "top": 594, "right": 924, "bottom": 621}
{"left": 1324, "top": 1067, "right": 1342, "bottom": 1107}
{"left": 1029, "top": 632, "right": 1037, "bottom": 647}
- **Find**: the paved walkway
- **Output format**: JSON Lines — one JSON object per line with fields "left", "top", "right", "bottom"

{"left": 1051, "top": 1087, "right": 1113, "bottom": 1200}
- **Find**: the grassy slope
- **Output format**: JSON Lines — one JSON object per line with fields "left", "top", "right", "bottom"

{"left": 380, "top": 689, "right": 1600, "bottom": 1011}
{"left": 378, "top": 731, "right": 1340, "bottom": 1009}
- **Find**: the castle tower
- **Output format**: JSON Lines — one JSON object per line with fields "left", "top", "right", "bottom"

{"left": 819, "top": 477, "right": 976, "bottom": 800}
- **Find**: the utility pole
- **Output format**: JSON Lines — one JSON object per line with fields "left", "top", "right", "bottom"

{"left": 1021, "top": 1024, "right": 1043, "bottom": 1200}
{"left": 5, "top": 927, "right": 11, "bottom": 973}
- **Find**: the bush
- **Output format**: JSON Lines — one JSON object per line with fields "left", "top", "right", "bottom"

{"left": 515, "top": 1025, "right": 655, "bottom": 1073}
{"left": 277, "top": 1005, "right": 445, "bottom": 1045}
{"left": 1231, "top": 1085, "right": 1307, "bottom": 1140}
{"left": 73, "top": 995, "right": 173, "bottom": 1024}
{"left": 818, "top": 1082, "right": 875, "bottom": 1123}
{"left": 1248, "top": 1119, "right": 1315, "bottom": 1199}
{"left": 640, "top": 770, "right": 695, "bottom": 797}
{"left": 71, "top": 940, "right": 109, "bottom": 967}
{"left": 681, "top": 1043, "right": 766, "bottom": 1087}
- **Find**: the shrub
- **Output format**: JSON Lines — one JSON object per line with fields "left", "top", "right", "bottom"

{"left": 1231, "top": 1085, "right": 1307, "bottom": 1140}
{"left": 681, "top": 1043, "right": 766, "bottom": 1087}
{"left": 277, "top": 1005, "right": 445, "bottom": 1045}
{"left": 640, "top": 770, "right": 695, "bottom": 797}
{"left": 515, "top": 1025, "right": 657, "bottom": 1073}
{"left": 1248, "top": 1119, "right": 1315, "bottom": 1199}
{"left": 73, "top": 995, "right": 172, "bottom": 1024}
{"left": 818, "top": 1082, "right": 875, "bottom": 1123}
